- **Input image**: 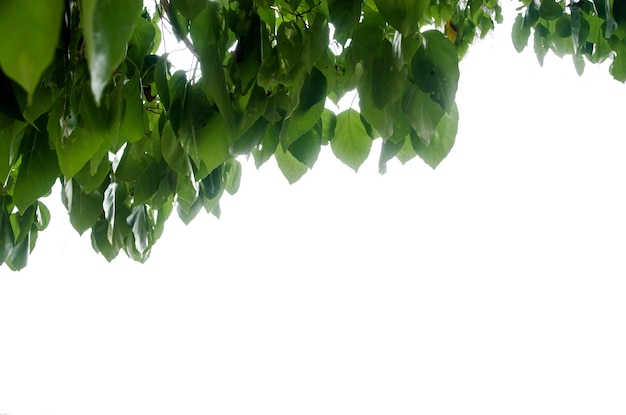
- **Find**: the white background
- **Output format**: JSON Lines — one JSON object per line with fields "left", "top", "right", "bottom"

{"left": 2, "top": 5, "right": 626, "bottom": 415}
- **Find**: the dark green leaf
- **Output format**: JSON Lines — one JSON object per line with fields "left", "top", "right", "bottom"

{"left": 0, "top": 198, "right": 14, "bottom": 264}
{"left": 328, "top": 0, "right": 361, "bottom": 43}
{"left": 288, "top": 129, "right": 321, "bottom": 168}
{"left": 539, "top": 0, "right": 563, "bottom": 21}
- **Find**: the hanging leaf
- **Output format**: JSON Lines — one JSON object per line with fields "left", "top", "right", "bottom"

{"left": 0, "top": 0, "right": 64, "bottom": 98}
{"left": 374, "top": 0, "right": 429, "bottom": 36}
{"left": 410, "top": 104, "right": 459, "bottom": 168}
{"left": 331, "top": 109, "right": 372, "bottom": 172}
{"left": 12, "top": 127, "right": 60, "bottom": 212}
{"left": 81, "top": 0, "right": 142, "bottom": 103}
{"left": 411, "top": 30, "right": 459, "bottom": 112}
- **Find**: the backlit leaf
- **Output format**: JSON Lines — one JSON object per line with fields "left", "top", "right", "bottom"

{"left": 331, "top": 109, "right": 372, "bottom": 172}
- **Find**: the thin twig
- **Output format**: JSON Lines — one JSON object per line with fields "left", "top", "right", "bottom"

{"left": 159, "top": 0, "right": 200, "bottom": 60}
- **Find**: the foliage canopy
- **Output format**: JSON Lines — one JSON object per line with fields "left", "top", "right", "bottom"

{"left": 1, "top": 0, "right": 624, "bottom": 270}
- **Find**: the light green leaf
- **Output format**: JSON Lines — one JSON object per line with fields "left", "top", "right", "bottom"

{"left": 411, "top": 104, "right": 458, "bottom": 168}
{"left": 275, "top": 143, "right": 309, "bottom": 184}
{"left": 0, "top": 0, "right": 64, "bottom": 98}
{"left": 331, "top": 109, "right": 372, "bottom": 172}
{"left": 411, "top": 30, "right": 459, "bottom": 112}
{"left": 512, "top": 14, "right": 531, "bottom": 53}
{"left": 81, "top": 0, "right": 142, "bottom": 103}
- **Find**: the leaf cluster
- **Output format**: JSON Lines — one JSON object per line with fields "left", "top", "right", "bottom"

{"left": 512, "top": 0, "right": 626, "bottom": 78}
{"left": 1, "top": 0, "right": 616, "bottom": 269}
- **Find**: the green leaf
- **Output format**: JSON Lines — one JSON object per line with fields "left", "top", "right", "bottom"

{"left": 369, "top": 39, "right": 408, "bottom": 109}
{"left": 127, "top": 16, "right": 156, "bottom": 71}
{"left": 102, "top": 182, "right": 131, "bottom": 248}
{"left": 275, "top": 143, "right": 309, "bottom": 184}
{"left": 378, "top": 138, "right": 405, "bottom": 174}
{"left": 410, "top": 104, "right": 459, "bottom": 168}
{"left": 0, "top": 121, "right": 25, "bottom": 185}
{"left": 35, "top": 201, "right": 51, "bottom": 231}
{"left": 610, "top": 41, "right": 626, "bottom": 82}
{"left": 155, "top": 55, "right": 171, "bottom": 110}
{"left": 512, "top": 13, "right": 531, "bottom": 53}
{"left": 0, "top": 72, "right": 26, "bottom": 121}
{"left": 253, "top": 122, "right": 280, "bottom": 168}
{"left": 195, "top": 114, "right": 233, "bottom": 174}
{"left": 0, "top": 0, "right": 64, "bottom": 98}
{"left": 555, "top": 15, "right": 572, "bottom": 37}
{"left": 331, "top": 109, "right": 372, "bottom": 172}
{"left": 231, "top": 117, "right": 268, "bottom": 156}
{"left": 277, "top": 22, "right": 304, "bottom": 76}
{"left": 120, "top": 74, "right": 147, "bottom": 143}
{"left": 328, "top": 0, "right": 361, "bottom": 43}
{"left": 53, "top": 126, "right": 106, "bottom": 179}
{"left": 0, "top": 198, "right": 15, "bottom": 264}
{"left": 302, "top": 13, "right": 330, "bottom": 71}
{"left": 172, "top": 0, "right": 207, "bottom": 21}
{"left": 62, "top": 178, "right": 103, "bottom": 235}
{"left": 224, "top": 159, "right": 242, "bottom": 196}
{"left": 280, "top": 67, "right": 327, "bottom": 148}
{"left": 374, "top": 0, "right": 429, "bottom": 36}
{"left": 81, "top": 0, "right": 142, "bottom": 103}
{"left": 161, "top": 120, "right": 192, "bottom": 176}
{"left": 539, "top": 0, "right": 563, "bottom": 21}
{"left": 402, "top": 84, "right": 445, "bottom": 146}
{"left": 12, "top": 127, "right": 60, "bottom": 212}
{"left": 126, "top": 205, "right": 151, "bottom": 256}
{"left": 6, "top": 231, "right": 30, "bottom": 271}
{"left": 411, "top": 30, "right": 459, "bottom": 112}
{"left": 288, "top": 129, "right": 322, "bottom": 169}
